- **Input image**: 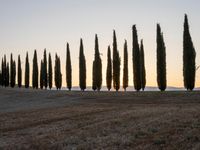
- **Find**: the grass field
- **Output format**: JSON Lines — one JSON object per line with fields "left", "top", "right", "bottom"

{"left": 0, "top": 88, "right": 200, "bottom": 149}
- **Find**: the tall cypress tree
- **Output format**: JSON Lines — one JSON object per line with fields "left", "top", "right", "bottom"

{"left": 32, "top": 50, "right": 38, "bottom": 89}
{"left": 140, "top": 40, "right": 146, "bottom": 91}
{"left": 112, "top": 30, "right": 120, "bottom": 91}
{"left": 6, "top": 62, "right": 9, "bottom": 87}
{"left": 2, "top": 55, "right": 7, "bottom": 87}
{"left": 43, "top": 49, "right": 48, "bottom": 89}
{"left": 123, "top": 40, "right": 128, "bottom": 91}
{"left": 1, "top": 58, "right": 3, "bottom": 86}
{"left": 79, "top": 39, "right": 86, "bottom": 91}
{"left": 66, "top": 43, "right": 72, "bottom": 91}
{"left": 183, "top": 14, "right": 196, "bottom": 91}
{"left": 92, "top": 60, "right": 96, "bottom": 91}
{"left": 92, "top": 34, "right": 102, "bottom": 91}
{"left": 0, "top": 70, "right": 2, "bottom": 86}
{"left": 132, "top": 25, "right": 141, "bottom": 91}
{"left": 10, "top": 53, "right": 16, "bottom": 88}
{"left": 157, "top": 24, "right": 167, "bottom": 91}
{"left": 106, "top": 46, "right": 112, "bottom": 91}
{"left": 55, "top": 54, "right": 62, "bottom": 90}
{"left": 48, "top": 53, "right": 52, "bottom": 90}
{"left": 18, "top": 55, "right": 22, "bottom": 88}
{"left": 25, "top": 52, "right": 30, "bottom": 88}
{"left": 40, "top": 60, "right": 44, "bottom": 89}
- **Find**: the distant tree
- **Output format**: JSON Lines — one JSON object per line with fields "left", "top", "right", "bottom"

{"left": 32, "top": 50, "right": 38, "bottom": 89}
{"left": 66, "top": 43, "right": 72, "bottom": 91}
{"left": 140, "top": 40, "right": 146, "bottom": 91}
{"left": 43, "top": 49, "right": 48, "bottom": 89}
{"left": 112, "top": 30, "right": 120, "bottom": 91}
{"left": 48, "top": 53, "right": 52, "bottom": 90}
{"left": 79, "top": 39, "right": 86, "bottom": 91}
{"left": 6, "top": 62, "right": 9, "bottom": 87}
{"left": 106, "top": 46, "right": 112, "bottom": 91}
{"left": 0, "top": 70, "right": 2, "bottom": 86}
{"left": 40, "top": 60, "right": 44, "bottom": 89}
{"left": 123, "top": 40, "right": 128, "bottom": 91}
{"left": 92, "top": 34, "right": 102, "bottom": 91}
{"left": 10, "top": 53, "right": 16, "bottom": 88}
{"left": 157, "top": 24, "right": 167, "bottom": 91}
{"left": 18, "top": 55, "right": 22, "bottom": 88}
{"left": 183, "top": 14, "right": 196, "bottom": 91}
{"left": 25, "top": 52, "right": 30, "bottom": 88}
{"left": 2, "top": 55, "right": 7, "bottom": 87}
{"left": 132, "top": 25, "right": 141, "bottom": 91}
{"left": 55, "top": 54, "right": 62, "bottom": 90}
{"left": 1, "top": 58, "right": 3, "bottom": 86}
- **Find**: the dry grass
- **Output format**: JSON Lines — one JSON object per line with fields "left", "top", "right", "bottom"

{"left": 0, "top": 88, "right": 200, "bottom": 149}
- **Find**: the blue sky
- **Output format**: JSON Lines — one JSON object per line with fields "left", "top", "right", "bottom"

{"left": 0, "top": 0, "right": 200, "bottom": 87}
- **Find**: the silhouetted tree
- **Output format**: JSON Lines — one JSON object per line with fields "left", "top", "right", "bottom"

{"left": 18, "top": 55, "right": 22, "bottom": 88}
{"left": 1, "top": 58, "right": 3, "bottom": 86}
{"left": 48, "top": 53, "right": 52, "bottom": 90}
{"left": 183, "top": 14, "right": 196, "bottom": 91}
{"left": 25, "top": 52, "right": 30, "bottom": 88}
{"left": 55, "top": 54, "right": 62, "bottom": 90}
{"left": 0, "top": 70, "right": 2, "bottom": 86}
{"left": 157, "top": 24, "right": 167, "bottom": 91}
{"left": 123, "top": 40, "right": 128, "bottom": 91}
{"left": 66, "top": 43, "right": 72, "bottom": 91}
{"left": 92, "top": 60, "right": 96, "bottom": 91}
{"left": 32, "top": 50, "right": 38, "bottom": 89}
{"left": 132, "top": 25, "right": 141, "bottom": 91}
{"left": 40, "top": 60, "right": 44, "bottom": 89}
{"left": 79, "top": 39, "right": 86, "bottom": 91}
{"left": 92, "top": 34, "right": 102, "bottom": 91}
{"left": 112, "top": 30, "right": 120, "bottom": 91}
{"left": 10, "top": 54, "right": 16, "bottom": 88}
{"left": 140, "top": 40, "right": 146, "bottom": 91}
{"left": 6, "top": 62, "right": 9, "bottom": 87}
{"left": 106, "top": 46, "right": 112, "bottom": 91}
{"left": 43, "top": 49, "right": 48, "bottom": 89}
{"left": 2, "top": 55, "right": 7, "bottom": 87}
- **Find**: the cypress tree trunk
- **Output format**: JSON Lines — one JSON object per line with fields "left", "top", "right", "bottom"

{"left": 140, "top": 40, "right": 146, "bottom": 91}
{"left": 66, "top": 43, "right": 72, "bottom": 91}
{"left": 40, "top": 60, "right": 44, "bottom": 89}
{"left": 25, "top": 52, "right": 30, "bottom": 88}
{"left": 92, "top": 34, "right": 102, "bottom": 91}
{"left": 112, "top": 30, "right": 120, "bottom": 91}
{"left": 18, "top": 55, "right": 22, "bottom": 88}
{"left": 43, "top": 49, "right": 48, "bottom": 89}
{"left": 106, "top": 46, "right": 112, "bottom": 91}
{"left": 132, "top": 25, "right": 141, "bottom": 91}
{"left": 79, "top": 39, "right": 86, "bottom": 91}
{"left": 32, "top": 50, "right": 38, "bottom": 89}
{"left": 123, "top": 40, "right": 128, "bottom": 91}
{"left": 48, "top": 53, "right": 52, "bottom": 90}
{"left": 183, "top": 14, "right": 196, "bottom": 91}
{"left": 156, "top": 24, "right": 167, "bottom": 91}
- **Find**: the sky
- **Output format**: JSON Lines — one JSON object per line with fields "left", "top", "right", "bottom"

{"left": 0, "top": 0, "right": 200, "bottom": 88}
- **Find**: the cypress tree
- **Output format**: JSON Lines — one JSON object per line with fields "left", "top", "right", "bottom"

{"left": 40, "top": 60, "right": 44, "bottom": 89}
{"left": 92, "top": 34, "right": 102, "bottom": 91}
{"left": 79, "top": 39, "right": 86, "bottom": 91}
{"left": 132, "top": 25, "right": 141, "bottom": 91}
{"left": 55, "top": 54, "right": 62, "bottom": 90}
{"left": 6, "top": 62, "right": 9, "bottom": 87}
{"left": 43, "top": 49, "right": 48, "bottom": 89}
{"left": 92, "top": 60, "right": 97, "bottom": 91}
{"left": 123, "top": 40, "right": 128, "bottom": 91}
{"left": 18, "top": 55, "right": 22, "bottom": 88}
{"left": 183, "top": 14, "right": 196, "bottom": 91}
{"left": 48, "top": 53, "right": 52, "bottom": 90}
{"left": 1, "top": 58, "right": 3, "bottom": 86}
{"left": 156, "top": 24, "right": 167, "bottom": 91}
{"left": 106, "top": 46, "right": 112, "bottom": 91}
{"left": 2, "top": 55, "right": 7, "bottom": 87}
{"left": 32, "top": 50, "right": 38, "bottom": 89}
{"left": 25, "top": 52, "right": 30, "bottom": 88}
{"left": 10, "top": 54, "right": 16, "bottom": 88}
{"left": 112, "top": 30, "right": 120, "bottom": 91}
{"left": 0, "top": 70, "right": 2, "bottom": 86}
{"left": 66, "top": 43, "right": 72, "bottom": 91}
{"left": 140, "top": 40, "right": 146, "bottom": 91}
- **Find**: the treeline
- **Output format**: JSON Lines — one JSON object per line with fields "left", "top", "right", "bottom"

{"left": 0, "top": 14, "right": 197, "bottom": 91}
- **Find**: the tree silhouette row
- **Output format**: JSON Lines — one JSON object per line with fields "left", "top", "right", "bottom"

{"left": 0, "top": 14, "right": 197, "bottom": 91}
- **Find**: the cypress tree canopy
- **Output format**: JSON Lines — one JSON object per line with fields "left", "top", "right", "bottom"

{"left": 106, "top": 46, "right": 112, "bottom": 91}
{"left": 183, "top": 14, "right": 196, "bottom": 91}
{"left": 123, "top": 40, "right": 128, "bottom": 91}
{"left": 25, "top": 52, "right": 29, "bottom": 88}
{"left": 66, "top": 43, "right": 72, "bottom": 91}
{"left": 140, "top": 40, "right": 146, "bottom": 91}
{"left": 32, "top": 50, "right": 38, "bottom": 89}
{"left": 18, "top": 55, "right": 22, "bottom": 88}
{"left": 48, "top": 53, "right": 52, "bottom": 90}
{"left": 156, "top": 24, "right": 167, "bottom": 91}
{"left": 132, "top": 25, "right": 141, "bottom": 91}
{"left": 79, "top": 39, "right": 86, "bottom": 91}
{"left": 43, "top": 49, "right": 48, "bottom": 89}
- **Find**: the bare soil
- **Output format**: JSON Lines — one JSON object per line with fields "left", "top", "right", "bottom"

{"left": 0, "top": 88, "right": 200, "bottom": 150}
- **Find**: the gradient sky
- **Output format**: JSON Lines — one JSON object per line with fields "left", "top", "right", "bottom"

{"left": 0, "top": 0, "right": 200, "bottom": 88}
